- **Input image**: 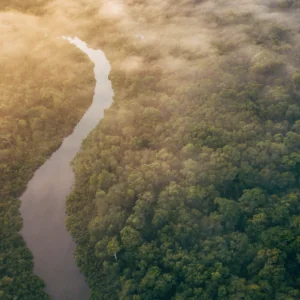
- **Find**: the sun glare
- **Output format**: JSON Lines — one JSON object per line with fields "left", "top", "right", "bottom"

{"left": 99, "top": 0, "right": 125, "bottom": 18}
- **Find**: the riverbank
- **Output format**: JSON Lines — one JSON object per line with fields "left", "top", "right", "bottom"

{"left": 0, "top": 14, "right": 95, "bottom": 298}
{"left": 20, "top": 37, "right": 113, "bottom": 300}
{"left": 66, "top": 1, "right": 300, "bottom": 299}
{"left": 3, "top": 0, "right": 300, "bottom": 298}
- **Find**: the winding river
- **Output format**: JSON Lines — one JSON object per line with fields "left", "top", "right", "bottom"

{"left": 20, "top": 37, "right": 113, "bottom": 300}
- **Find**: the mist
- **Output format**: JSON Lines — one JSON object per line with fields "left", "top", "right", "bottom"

{"left": 2, "top": 0, "right": 300, "bottom": 299}
{"left": 2, "top": 0, "right": 300, "bottom": 79}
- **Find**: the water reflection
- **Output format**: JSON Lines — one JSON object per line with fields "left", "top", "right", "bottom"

{"left": 20, "top": 37, "right": 113, "bottom": 300}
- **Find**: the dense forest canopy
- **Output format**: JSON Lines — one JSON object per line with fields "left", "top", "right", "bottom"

{"left": 2, "top": 0, "right": 300, "bottom": 299}
{"left": 0, "top": 7, "right": 95, "bottom": 299}
{"left": 67, "top": 0, "right": 300, "bottom": 299}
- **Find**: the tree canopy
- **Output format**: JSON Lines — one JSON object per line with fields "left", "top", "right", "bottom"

{"left": 66, "top": 0, "right": 300, "bottom": 299}
{"left": 3, "top": 0, "right": 300, "bottom": 299}
{"left": 0, "top": 8, "right": 95, "bottom": 298}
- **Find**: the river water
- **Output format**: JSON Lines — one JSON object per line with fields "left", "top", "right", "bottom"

{"left": 19, "top": 37, "right": 113, "bottom": 300}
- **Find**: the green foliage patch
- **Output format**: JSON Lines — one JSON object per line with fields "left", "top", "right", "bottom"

{"left": 0, "top": 19, "right": 95, "bottom": 299}
{"left": 67, "top": 1, "right": 300, "bottom": 299}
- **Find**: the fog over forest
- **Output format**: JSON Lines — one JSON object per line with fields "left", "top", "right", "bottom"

{"left": 1, "top": 0, "right": 300, "bottom": 299}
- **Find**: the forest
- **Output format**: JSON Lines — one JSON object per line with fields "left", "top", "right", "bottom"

{"left": 0, "top": 3, "right": 95, "bottom": 298}
{"left": 2, "top": 0, "right": 300, "bottom": 299}
{"left": 67, "top": 0, "right": 300, "bottom": 299}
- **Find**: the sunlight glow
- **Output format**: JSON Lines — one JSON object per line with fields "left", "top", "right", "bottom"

{"left": 99, "top": 0, "right": 125, "bottom": 18}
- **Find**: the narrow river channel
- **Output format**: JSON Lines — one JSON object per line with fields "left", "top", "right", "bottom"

{"left": 19, "top": 37, "right": 113, "bottom": 300}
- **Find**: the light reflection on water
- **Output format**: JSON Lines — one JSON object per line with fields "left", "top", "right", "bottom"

{"left": 20, "top": 37, "right": 113, "bottom": 300}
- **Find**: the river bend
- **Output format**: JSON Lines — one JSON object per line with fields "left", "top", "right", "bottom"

{"left": 20, "top": 37, "right": 113, "bottom": 300}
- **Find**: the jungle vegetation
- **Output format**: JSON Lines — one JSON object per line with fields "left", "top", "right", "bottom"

{"left": 66, "top": 0, "right": 300, "bottom": 299}
{"left": 0, "top": 5, "right": 95, "bottom": 298}
{"left": 2, "top": 0, "right": 300, "bottom": 299}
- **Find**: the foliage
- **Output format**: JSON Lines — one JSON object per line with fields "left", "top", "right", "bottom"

{"left": 0, "top": 16, "right": 95, "bottom": 299}
{"left": 67, "top": 1, "right": 300, "bottom": 299}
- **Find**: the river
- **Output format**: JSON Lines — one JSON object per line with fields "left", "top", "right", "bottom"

{"left": 19, "top": 37, "right": 113, "bottom": 300}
